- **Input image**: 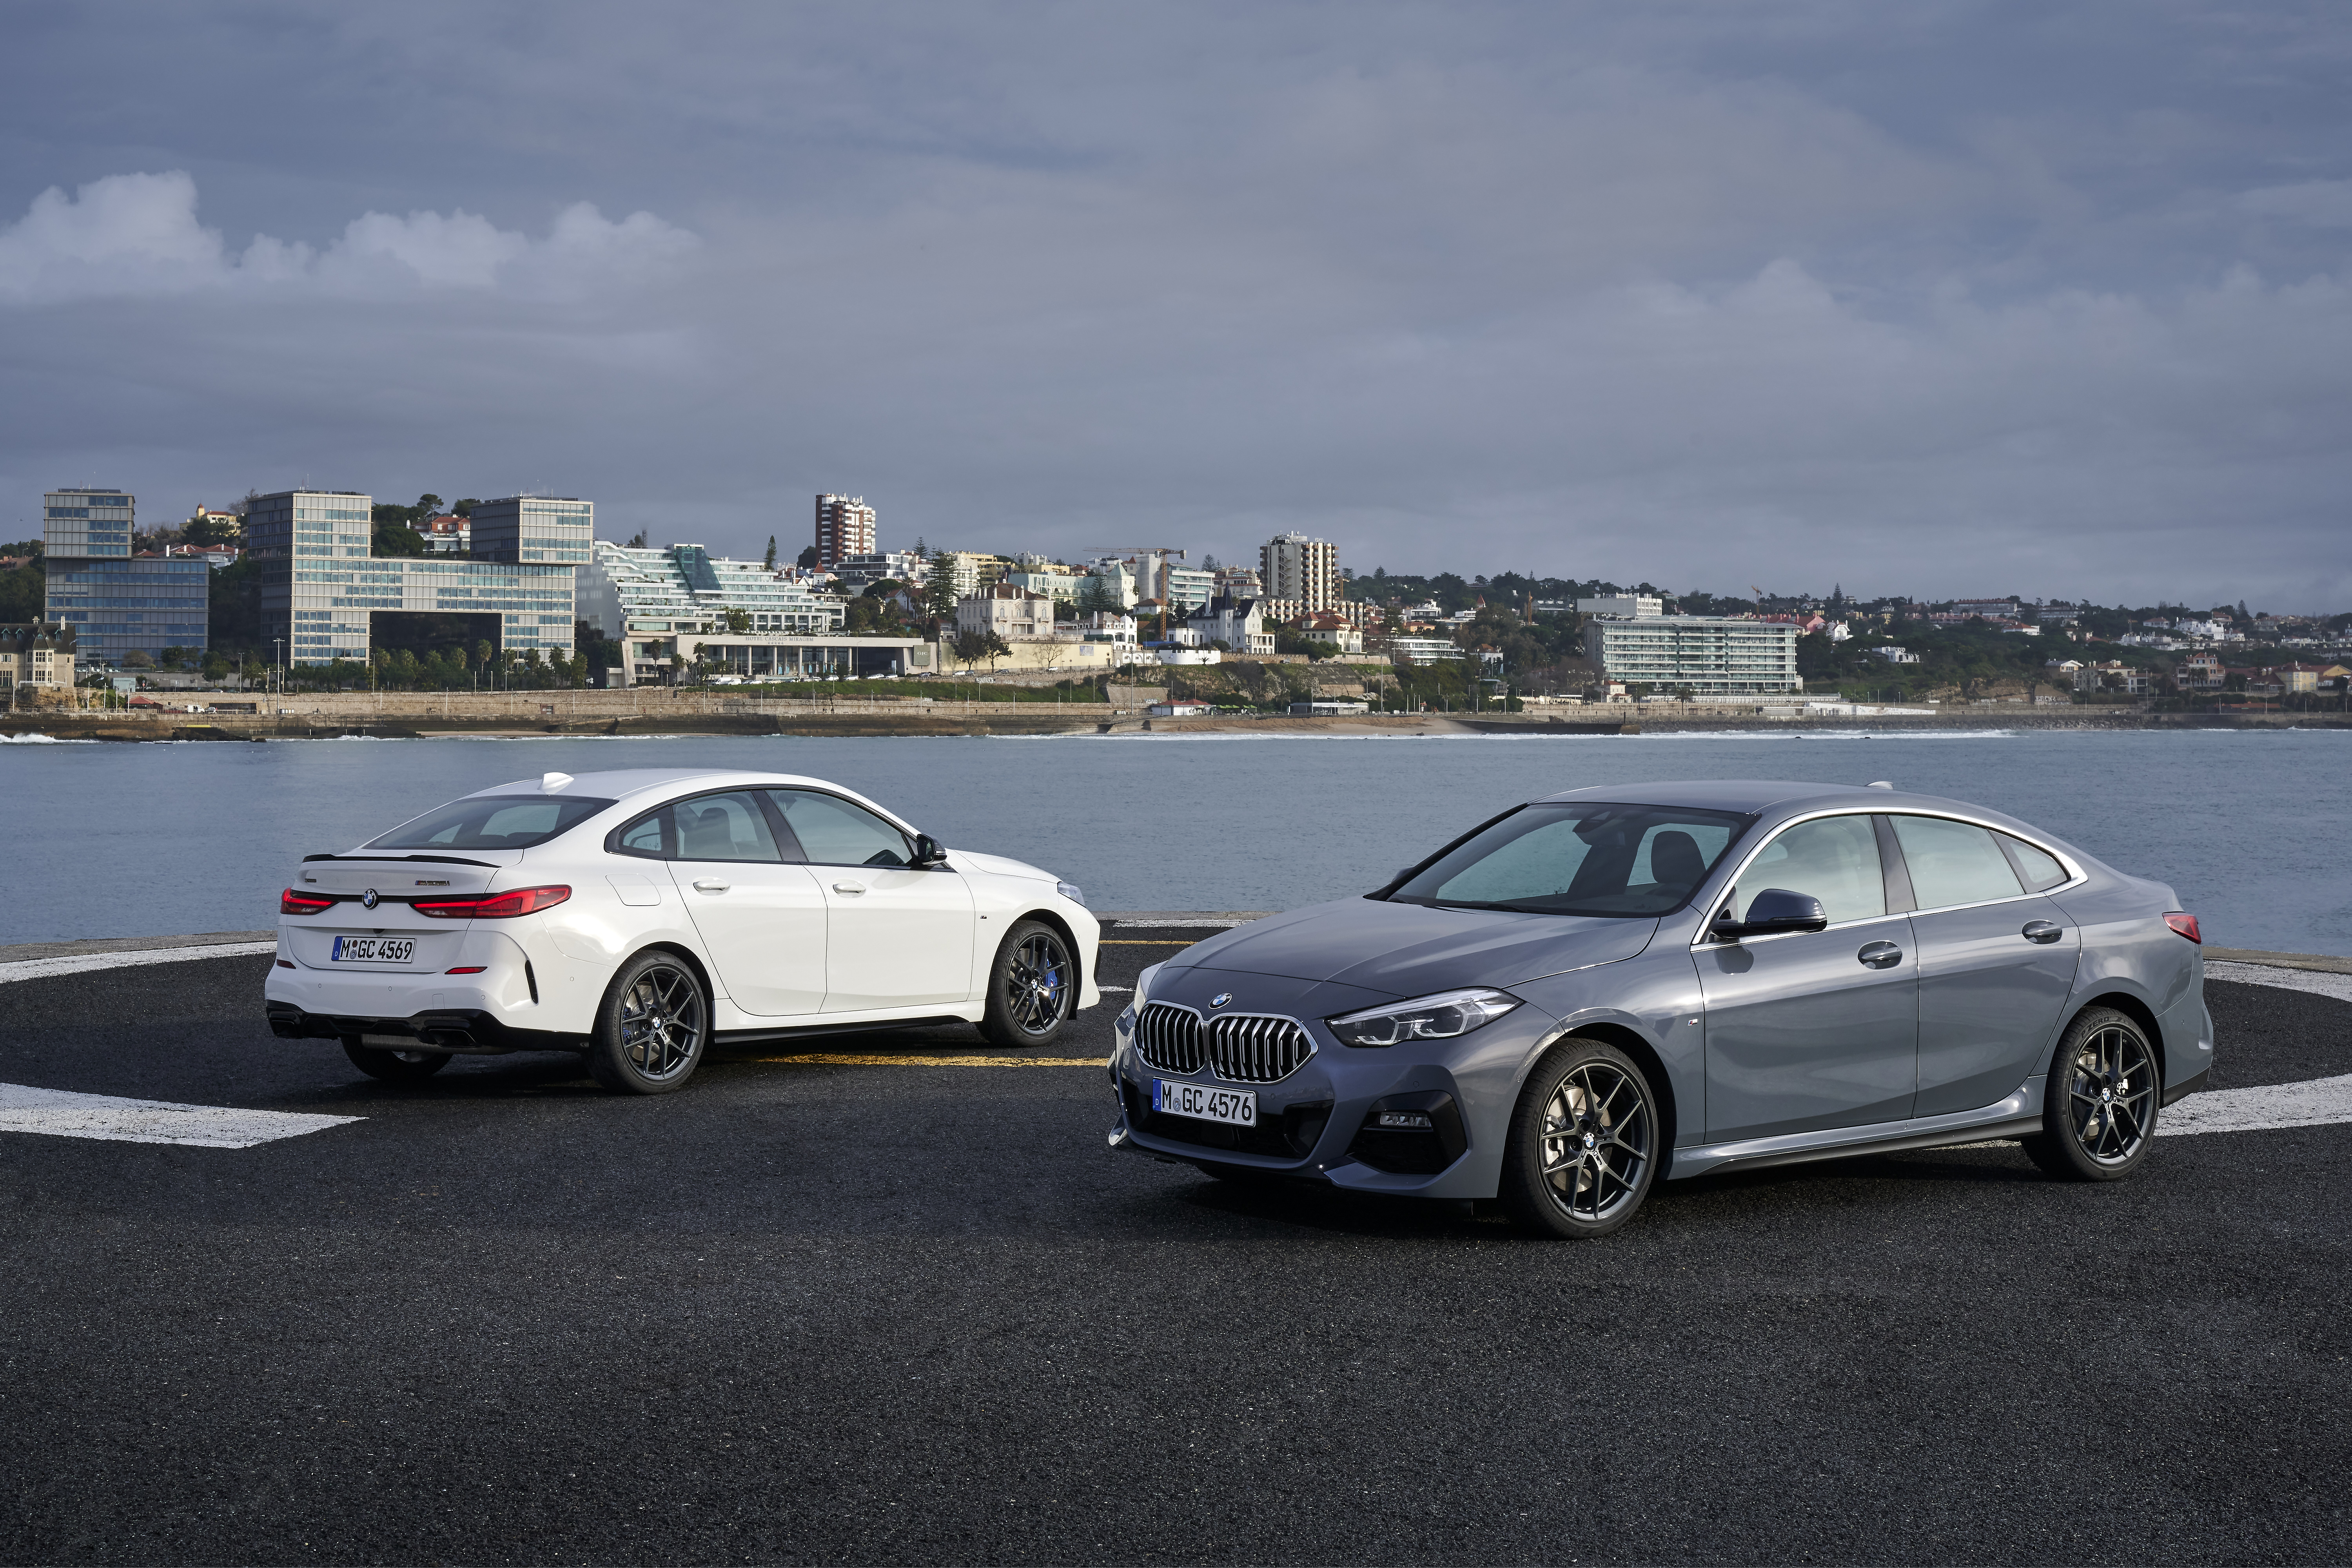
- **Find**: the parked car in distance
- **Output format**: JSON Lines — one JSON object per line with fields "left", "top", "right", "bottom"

{"left": 1109, "top": 780, "right": 2209, "bottom": 1237}
{"left": 267, "top": 768, "right": 1098, "bottom": 1093}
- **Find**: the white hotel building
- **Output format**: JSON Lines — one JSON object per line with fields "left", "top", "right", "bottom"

{"left": 578, "top": 540, "right": 847, "bottom": 636}
{"left": 1587, "top": 610, "right": 1802, "bottom": 697}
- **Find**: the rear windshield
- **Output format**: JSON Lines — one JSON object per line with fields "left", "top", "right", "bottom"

{"left": 366, "top": 795, "right": 614, "bottom": 851}
{"left": 1387, "top": 802, "right": 1751, "bottom": 917}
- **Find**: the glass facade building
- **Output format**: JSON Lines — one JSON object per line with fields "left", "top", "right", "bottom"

{"left": 466, "top": 496, "right": 595, "bottom": 566}
{"left": 44, "top": 488, "right": 209, "bottom": 666}
{"left": 247, "top": 490, "right": 577, "bottom": 665}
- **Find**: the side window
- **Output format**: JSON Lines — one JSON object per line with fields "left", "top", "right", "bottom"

{"left": 672, "top": 791, "right": 783, "bottom": 863}
{"left": 767, "top": 789, "right": 912, "bottom": 867}
{"left": 1999, "top": 834, "right": 2070, "bottom": 892}
{"left": 1739, "top": 815, "right": 1884, "bottom": 925}
{"left": 613, "top": 806, "right": 671, "bottom": 859}
{"left": 1889, "top": 816, "right": 2024, "bottom": 909}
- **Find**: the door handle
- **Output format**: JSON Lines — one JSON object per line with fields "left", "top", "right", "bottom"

{"left": 2022, "top": 920, "right": 2063, "bottom": 944}
{"left": 833, "top": 881, "right": 867, "bottom": 895}
{"left": 693, "top": 879, "right": 730, "bottom": 893}
{"left": 1857, "top": 941, "right": 1903, "bottom": 969}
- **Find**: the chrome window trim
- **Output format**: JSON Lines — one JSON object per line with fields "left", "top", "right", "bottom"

{"left": 1691, "top": 806, "right": 2086, "bottom": 950}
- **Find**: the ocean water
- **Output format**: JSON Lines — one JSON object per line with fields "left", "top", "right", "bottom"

{"left": 2, "top": 728, "right": 2345, "bottom": 954}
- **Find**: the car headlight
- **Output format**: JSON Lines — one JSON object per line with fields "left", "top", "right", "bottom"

{"left": 1326, "top": 988, "right": 1523, "bottom": 1048}
{"left": 1057, "top": 880, "right": 1086, "bottom": 906}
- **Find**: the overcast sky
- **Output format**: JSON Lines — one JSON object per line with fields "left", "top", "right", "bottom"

{"left": 4, "top": 1, "right": 2348, "bottom": 609}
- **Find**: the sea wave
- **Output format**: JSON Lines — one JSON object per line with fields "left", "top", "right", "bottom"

{"left": 0, "top": 732, "right": 99, "bottom": 745}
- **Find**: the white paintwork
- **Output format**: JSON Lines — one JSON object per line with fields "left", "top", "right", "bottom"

{"left": 0, "top": 1082, "right": 360, "bottom": 1148}
{"left": 263, "top": 767, "right": 1099, "bottom": 1040}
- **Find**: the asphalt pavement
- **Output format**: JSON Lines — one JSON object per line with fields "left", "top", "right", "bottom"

{"left": 1, "top": 934, "right": 2347, "bottom": 1566}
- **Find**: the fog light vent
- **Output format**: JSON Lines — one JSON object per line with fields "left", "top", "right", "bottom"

{"left": 1348, "top": 1093, "right": 1467, "bottom": 1176}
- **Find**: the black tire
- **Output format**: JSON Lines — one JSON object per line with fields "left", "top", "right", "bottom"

{"left": 341, "top": 1038, "right": 451, "bottom": 1082}
{"left": 976, "top": 919, "right": 1074, "bottom": 1048}
{"left": 2022, "top": 1006, "right": 2159, "bottom": 1181}
{"left": 1498, "top": 1037, "right": 1660, "bottom": 1239}
{"left": 585, "top": 950, "right": 710, "bottom": 1095}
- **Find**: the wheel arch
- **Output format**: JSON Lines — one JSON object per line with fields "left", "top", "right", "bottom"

{"left": 1541, "top": 1020, "right": 1679, "bottom": 1158}
{"left": 2068, "top": 990, "right": 2167, "bottom": 1082}
{"left": 1006, "top": 907, "right": 1085, "bottom": 986}
{"left": 622, "top": 940, "right": 717, "bottom": 1008}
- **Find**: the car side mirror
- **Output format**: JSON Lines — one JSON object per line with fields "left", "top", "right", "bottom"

{"left": 909, "top": 833, "right": 949, "bottom": 868}
{"left": 1712, "top": 887, "right": 1828, "bottom": 941}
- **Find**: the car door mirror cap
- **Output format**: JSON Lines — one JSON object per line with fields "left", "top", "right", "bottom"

{"left": 909, "top": 833, "right": 950, "bottom": 868}
{"left": 1712, "top": 888, "right": 1831, "bottom": 940}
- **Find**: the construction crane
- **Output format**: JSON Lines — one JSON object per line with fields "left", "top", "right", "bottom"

{"left": 1086, "top": 546, "right": 1190, "bottom": 640}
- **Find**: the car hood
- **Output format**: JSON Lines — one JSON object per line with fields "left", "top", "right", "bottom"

{"left": 950, "top": 848, "right": 1055, "bottom": 883}
{"left": 1170, "top": 898, "right": 1658, "bottom": 996}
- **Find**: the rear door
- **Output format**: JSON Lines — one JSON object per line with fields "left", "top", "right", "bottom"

{"left": 637, "top": 792, "right": 828, "bottom": 1017}
{"left": 1887, "top": 814, "right": 2080, "bottom": 1117}
{"left": 765, "top": 789, "right": 975, "bottom": 1011}
{"left": 1698, "top": 812, "right": 1918, "bottom": 1140}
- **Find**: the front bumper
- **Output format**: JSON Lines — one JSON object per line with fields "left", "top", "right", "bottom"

{"left": 1105, "top": 968, "right": 1556, "bottom": 1201}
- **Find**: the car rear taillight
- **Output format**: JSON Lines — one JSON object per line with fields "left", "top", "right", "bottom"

{"left": 282, "top": 888, "right": 334, "bottom": 915}
{"left": 2165, "top": 912, "right": 2201, "bottom": 944}
{"left": 412, "top": 885, "right": 572, "bottom": 919}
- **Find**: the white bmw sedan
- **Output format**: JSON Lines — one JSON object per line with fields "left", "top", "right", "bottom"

{"left": 264, "top": 768, "right": 1100, "bottom": 1093}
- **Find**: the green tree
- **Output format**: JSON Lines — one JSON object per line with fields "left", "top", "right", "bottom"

{"left": 370, "top": 504, "right": 426, "bottom": 557}
{"left": 922, "top": 563, "right": 960, "bottom": 628}
{"left": 0, "top": 561, "right": 45, "bottom": 624}
{"left": 720, "top": 607, "right": 753, "bottom": 633}
{"left": 795, "top": 544, "right": 820, "bottom": 569}
{"left": 1078, "top": 573, "right": 1116, "bottom": 615}
{"left": 763, "top": 535, "right": 777, "bottom": 570}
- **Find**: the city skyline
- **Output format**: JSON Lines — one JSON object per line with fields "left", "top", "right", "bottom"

{"left": 3, "top": 5, "right": 2350, "bottom": 610}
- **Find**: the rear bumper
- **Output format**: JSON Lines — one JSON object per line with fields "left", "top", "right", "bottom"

{"left": 265, "top": 1001, "right": 578, "bottom": 1055}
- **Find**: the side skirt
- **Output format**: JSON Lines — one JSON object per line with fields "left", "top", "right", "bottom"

{"left": 1666, "top": 1081, "right": 2048, "bottom": 1180}
{"left": 715, "top": 1015, "right": 969, "bottom": 1046}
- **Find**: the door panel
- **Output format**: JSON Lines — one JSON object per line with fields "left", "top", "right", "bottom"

{"left": 817, "top": 866, "right": 975, "bottom": 1010}
{"left": 1697, "top": 915, "right": 1919, "bottom": 1140}
{"left": 1909, "top": 897, "right": 2079, "bottom": 1115}
{"left": 763, "top": 788, "right": 977, "bottom": 1011}
{"left": 664, "top": 790, "right": 828, "bottom": 1017}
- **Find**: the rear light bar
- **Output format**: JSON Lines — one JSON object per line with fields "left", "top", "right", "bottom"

{"left": 412, "top": 885, "right": 572, "bottom": 919}
{"left": 445, "top": 965, "right": 488, "bottom": 975}
{"left": 282, "top": 888, "right": 334, "bottom": 915}
{"left": 2165, "top": 912, "right": 2201, "bottom": 944}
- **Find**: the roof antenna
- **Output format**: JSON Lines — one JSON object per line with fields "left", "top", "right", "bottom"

{"left": 1867, "top": 780, "right": 1894, "bottom": 789}
{"left": 543, "top": 772, "right": 574, "bottom": 791}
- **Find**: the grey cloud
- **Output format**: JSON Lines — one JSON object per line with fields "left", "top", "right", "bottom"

{"left": 2, "top": 2, "right": 2348, "bottom": 609}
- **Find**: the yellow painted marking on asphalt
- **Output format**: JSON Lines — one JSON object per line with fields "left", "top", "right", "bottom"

{"left": 751, "top": 1053, "right": 1110, "bottom": 1068}
{"left": 1100, "top": 939, "right": 1197, "bottom": 945}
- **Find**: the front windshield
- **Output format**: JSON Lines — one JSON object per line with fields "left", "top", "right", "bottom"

{"left": 365, "top": 794, "right": 614, "bottom": 851}
{"left": 1387, "top": 802, "right": 1751, "bottom": 917}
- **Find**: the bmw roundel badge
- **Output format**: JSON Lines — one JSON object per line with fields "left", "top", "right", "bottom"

{"left": 360, "top": 889, "right": 379, "bottom": 910}
{"left": 1210, "top": 992, "right": 1232, "bottom": 1008}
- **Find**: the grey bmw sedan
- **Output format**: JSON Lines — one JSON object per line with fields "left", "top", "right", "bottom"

{"left": 1107, "top": 780, "right": 2210, "bottom": 1237}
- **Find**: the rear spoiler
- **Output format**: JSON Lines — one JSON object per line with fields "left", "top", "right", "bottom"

{"left": 300, "top": 853, "right": 501, "bottom": 867}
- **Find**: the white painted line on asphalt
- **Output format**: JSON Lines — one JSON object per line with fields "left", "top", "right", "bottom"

{"left": 0, "top": 1082, "right": 361, "bottom": 1149}
{"left": 0, "top": 942, "right": 278, "bottom": 986}
{"left": 2206, "top": 961, "right": 2352, "bottom": 1004}
{"left": 2158, "top": 1073, "right": 2352, "bottom": 1138}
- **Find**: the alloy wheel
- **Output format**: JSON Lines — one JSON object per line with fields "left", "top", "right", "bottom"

{"left": 619, "top": 963, "right": 705, "bottom": 1081}
{"left": 2063, "top": 1023, "right": 2155, "bottom": 1165}
{"left": 1006, "top": 932, "right": 1070, "bottom": 1036}
{"left": 1540, "top": 1062, "right": 1651, "bottom": 1222}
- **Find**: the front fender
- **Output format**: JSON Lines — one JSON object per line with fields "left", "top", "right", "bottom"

{"left": 1506, "top": 946, "right": 1707, "bottom": 1156}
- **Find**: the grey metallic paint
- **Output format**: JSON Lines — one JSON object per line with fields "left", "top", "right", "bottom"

{"left": 1108, "top": 779, "right": 2207, "bottom": 1199}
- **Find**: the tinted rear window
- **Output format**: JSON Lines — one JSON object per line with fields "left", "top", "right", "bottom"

{"left": 367, "top": 795, "right": 613, "bottom": 850}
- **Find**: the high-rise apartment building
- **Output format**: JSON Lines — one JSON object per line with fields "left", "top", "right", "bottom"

{"left": 43, "top": 488, "right": 209, "bottom": 666}
{"left": 814, "top": 494, "right": 877, "bottom": 569}
{"left": 1259, "top": 532, "right": 1341, "bottom": 613}
{"left": 578, "top": 541, "right": 847, "bottom": 637}
{"left": 246, "top": 489, "right": 576, "bottom": 665}
{"left": 467, "top": 496, "right": 595, "bottom": 566}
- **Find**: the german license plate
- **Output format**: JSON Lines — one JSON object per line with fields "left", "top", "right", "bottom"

{"left": 330, "top": 936, "right": 415, "bottom": 964}
{"left": 1153, "top": 1079, "right": 1255, "bottom": 1126}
